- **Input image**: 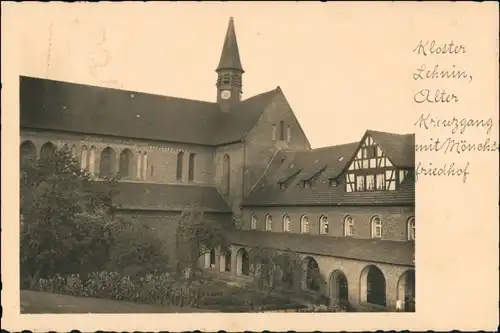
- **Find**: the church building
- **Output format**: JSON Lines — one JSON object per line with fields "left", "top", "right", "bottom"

{"left": 19, "top": 17, "right": 415, "bottom": 312}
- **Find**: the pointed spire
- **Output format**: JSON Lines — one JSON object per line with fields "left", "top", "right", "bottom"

{"left": 216, "top": 17, "right": 244, "bottom": 72}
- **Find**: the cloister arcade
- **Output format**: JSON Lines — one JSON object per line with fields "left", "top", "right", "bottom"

{"left": 203, "top": 245, "right": 415, "bottom": 312}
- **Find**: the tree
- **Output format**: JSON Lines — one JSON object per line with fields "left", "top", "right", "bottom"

{"left": 105, "top": 218, "right": 171, "bottom": 277}
{"left": 20, "top": 145, "right": 119, "bottom": 288}
{"left": 247, "top": 246, "right": 303, "bottom": 309}
{"left": 175, "top": 204, "right": 230, "bottom": 280}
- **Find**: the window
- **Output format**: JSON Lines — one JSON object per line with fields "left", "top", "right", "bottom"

{"left": 300, "top": 215, "right": 310, "bottom": 233}
{"left": 303, "top": 180, "right": 311, "bottom": 189}
{"left": 283, "top": 215, "right": 291, "bottom": 232}
{"left": 279, "top": 182, "right": 286, "bottom": 190}
{"left": 320, "top": 215, "right": 329, "bottom": 234}
{"left": 265, "top": 214, "right": 272, "bottom": 231}
{"left": 176, "top": 151, "right": 184, "bottom": 180}
{"left": 40, "top": 142, "right": 56, "bottom": 160}
{"left": 356, "top": 175, "right": 365, "bottom": 191}
{"left": 119, "top": 149, "right": 133, "bottom": 178}
{"left": 366, "top": 175, "right": 375, "bottom": 191}
{"left": 150, "top": 165, "right": 155, "bottom": 177}
{"left": 188, "top": 153, "right": 196, "bottom": 181}
{"left": 223, "top": 154, "right": 231, "bottom": 196}
{"left": 376, "top": 174, "right": 385, "bottom": 190}
{"left": 272, "top": 125, "right": 277, "bottom": 141}
{"left": 251, "top": 215, "right": 257, "bottom": 230}
{"left": 80, "top": 146, "right": 88, "bottom": 170}
{"left": 371, "top": 216, "right": 382, "bottom": 238}
{"left": 20, "top": 141, "right": 36, "bottom": 166}
{"left": 407, "top": 217, "right": 415, "bottom": 240}
{"left": 286, "top": 126, "right": 291, "bottom": 143}
{"left": 279, "top": 120, "right": 285, "bottom": 141}
{"left": 329, "top": 179, "right": 337, "bottom": 187}
{"left": 100, "top": 147, "right": 116, "bottom": 177}
{"left": 344, "top": 215, "right": 354, "bottom": 236}
{"left": 71, "top": 145, "right": 77, "bottom": 157}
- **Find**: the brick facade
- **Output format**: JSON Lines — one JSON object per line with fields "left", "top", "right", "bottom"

{"left": 242, "top": 205, "right": 415, "bottom": 241}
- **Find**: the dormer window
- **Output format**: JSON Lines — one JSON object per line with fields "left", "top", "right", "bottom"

{"left": 279, "top": 182, "right": 286, "bottom": 190}
{"left": 329, "top": 179, "right": 337, "bottom": 187}
{"left": 303, "top": 180, "right": 311, "bottom": 189}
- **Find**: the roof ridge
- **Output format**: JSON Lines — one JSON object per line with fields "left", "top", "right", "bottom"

{"left": 20, "top": 75, "right": 217, "bottom": 105}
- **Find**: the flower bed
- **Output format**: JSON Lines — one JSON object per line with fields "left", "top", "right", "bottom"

{"left": 35, "top": 271, "right": 222, "bottom": 308}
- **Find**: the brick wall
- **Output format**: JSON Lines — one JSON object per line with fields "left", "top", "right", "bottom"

{"left": 21, "top": 130, "right": 216, "bottom": 185}
{"left": 243, "top": 91, "right": 311, "bottom": 197}
{"left": 242, "top": 205, "right": 415, "bottom": 241}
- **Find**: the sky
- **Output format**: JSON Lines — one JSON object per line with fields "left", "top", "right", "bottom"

{"left": 11, "top": 2, "right": 488, "bottom": 148}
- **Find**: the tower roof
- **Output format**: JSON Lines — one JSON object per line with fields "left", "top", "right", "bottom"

{"left": 216, "top": 17, "right": 244, "bottom": 72}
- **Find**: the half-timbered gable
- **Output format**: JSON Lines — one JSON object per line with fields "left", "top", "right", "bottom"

{"left": 343, "top": 131, "right": 414, "bottom": 193}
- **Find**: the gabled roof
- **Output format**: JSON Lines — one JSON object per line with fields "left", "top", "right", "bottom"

{"left": 226, "top": 230, "right": 415, "bottom": 266}
{"left": 113, "top": 182, "right": 231, "bottom": 213}
{"left": 365, "top": 130, "right": 415, "bottom": 168}
{"left": 242, "top": 131, "right": 415, "bottom": 207}
{"left": 216, "top": 17, "right": 244, "bottom": 72}
{"left": 19, "top": 76, "right": 279, "bottom": 146}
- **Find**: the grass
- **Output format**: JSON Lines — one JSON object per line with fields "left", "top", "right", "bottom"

{"left": 20, "top": 290, "right": 214, "bottom": 314}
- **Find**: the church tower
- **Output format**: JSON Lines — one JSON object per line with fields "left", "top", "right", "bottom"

{"left": 216, "top": 17, "right": 244, "bottom": 110}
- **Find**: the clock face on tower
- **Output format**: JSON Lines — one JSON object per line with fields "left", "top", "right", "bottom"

{"left": 221, "top": 90, "right": 232, "bottom": 100}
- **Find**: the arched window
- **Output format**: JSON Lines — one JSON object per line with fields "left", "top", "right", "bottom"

{"left": 300, "top": 215, "right": 310, "bottom": 233}
{"left": 371, "top": 216, "right": 382, "bottom": 238}
{"left": 188, "top": 153, "right": 196, "bottom": 181}
{"left": 265, "top": 214, "right": 272, "bottom": 231}
{"left": 279, "top": 120, "right": 285, "bottom": 141}
{"left": 176, "top": 151, "right": 184, "bottom": 180}
{"left": 362, "top": 265, "right": 386, "bottom": 306}
{"left": 304, "top": 257, "right": 321, "bottom": 291}
{"left": 88, "top": 146, "right": 96, "bottom": 174}
{"left": 251, "top": 214, "right": 257, "bottom": 230}
{"left": 407, "top": 217, "right": 415, "bottom": 240}
{"left": 222, "top": 154, "right": 230, "bottom": 196}
{"left": 344, "top": 216, "right": 354, "bottom": 236}
{"left": 119, "top": 149, "right": 134, "bottom": 178}
{"left": 236, "top": 248, "right": 250, "bottom": 276}
{"left": 141, "top": 152, "right": 148, "bottom": 180}
{"left": 320, "top": 215, "right": 329, "bottom": 234}
{"left": 283, "top": 215, "right": 291, "bottom": 232}
{"left": 20, "top": 141, "right": 36, "bottom": 166}
{"left": 40, "top": 142, "right": 56, "bottom": 160}
{"left": 80, "top": 146, "right": 88, "bottom": 170}
{"left": 286, "top": 126, "right": 291, "bottom": 143}
{"left": 100, "top": 147, "right": 116, "bottom": 177}
{"left": 272, "top": 124, "right": 277, "bottom": 141}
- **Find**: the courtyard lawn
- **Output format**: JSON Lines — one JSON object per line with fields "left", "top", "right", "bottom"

{"left": 20, "top": 290, "right": 214, "bottom": 314}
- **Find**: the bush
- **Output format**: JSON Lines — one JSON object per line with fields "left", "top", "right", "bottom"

{"left": 35, "top": 271, "right": 205, "bottom": 307}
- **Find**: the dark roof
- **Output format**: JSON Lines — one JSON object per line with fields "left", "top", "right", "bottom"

{"left": 226, "top": 230, "right": 415, "bottom": 266}
{"left": 20, "top": 76, "right": 279, "bottom": 146}
{"left": 113, "top": 182, "right": 231, "bottom": 213}
{"left": 366, "top": 130, "right": 415, "bottom": 168}
{"left": 242, "top": 131, "right": 415, "bottom": 207}
{"left": 216, "top": 17, "right": 244, "bottom": 72}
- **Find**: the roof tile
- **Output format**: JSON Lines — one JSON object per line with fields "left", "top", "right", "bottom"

{"left": 226, "top": 230, "right": 415, "bottom": 266}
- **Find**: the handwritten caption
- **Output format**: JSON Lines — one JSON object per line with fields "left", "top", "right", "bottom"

{"left": 412, "top": 40, "right": 498, "bottom": 183}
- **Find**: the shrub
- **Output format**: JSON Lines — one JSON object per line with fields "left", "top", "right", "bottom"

{"left": 34, "top": 271, "right": 205, "bottom": 307}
